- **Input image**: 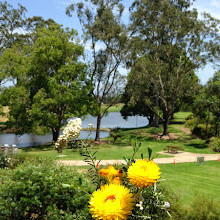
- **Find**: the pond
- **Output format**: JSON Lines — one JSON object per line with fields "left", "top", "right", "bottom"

{"left": 0, "top": 112, "right": 148, "bottom": 148}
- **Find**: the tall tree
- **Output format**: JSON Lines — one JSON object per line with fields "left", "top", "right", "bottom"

{"left": 0, "top": 1, "right": 27, "bottom": 51}
{"left": 127, "top": 0, "right": 220, "bottom": 135}
{"left": 0, "top": 1, "right": 27, "bottom": 88}
{"left": 1, "top": 24, "right": 94, "bottom": 141}
{"left": 66, "top": 0, "right": 127, "bottom": 141}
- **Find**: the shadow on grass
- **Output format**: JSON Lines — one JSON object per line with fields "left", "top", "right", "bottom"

{"left": 169, "top": 121, "right": 185, "bottom": 125}
{"left": 21, "top": 143, "right": 54, "bottom": 152}
{"left": 186, "top": 143, "right": 208, "bottom": 149}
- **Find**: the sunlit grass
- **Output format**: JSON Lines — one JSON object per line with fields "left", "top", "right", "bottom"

{"left": 20, "top": 112, "right": 217, "bottom": 160}
{"left": 160, "top": 161, "right": 220, "bottom": 205}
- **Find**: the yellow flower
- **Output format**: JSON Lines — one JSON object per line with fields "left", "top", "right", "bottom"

{"left": 112, "top": 177, "right": 122, "bottom": 185}
{"left": 89, "top": 184, "right": 134, "bottom": 220}
{"left": 127, "top": 160, "right": 161, "bottom": 187}
{"left": 99, "top": 166, "right": 124, "bottom": 183}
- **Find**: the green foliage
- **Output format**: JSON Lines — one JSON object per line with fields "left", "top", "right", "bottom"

{"left": 123, "top": 0, "right": 219, "bottom": 135}
{"left": 188, "top": 71, "right": 220, "bottom": 139}
{"left": 1, "top": 23, "right": 95, "bottom": 141}
{"left": 129, "top": 186, "right": 169, "bottom": 220}
{"left": 0, "top": 152, "right": 28, "bottom": 169}
{"left": 0, "top": 1, "right": 27, "bottom": 51}
{"left": 79, "top": 140, "right": 101, "bottom": 189}
{"left": 123, "top": 140, "right": 142, "bottom": 166}
{"left": 209, "top": 137, "right": 220, "bottom": 152}
{"left": 0, "top": 158, "right": 94, "bottom": 219}
{"left": 0, "top": 151, "right": 9, "bottom": 168}
{"left": 186, "top": 195, "right": 220, "bottom": 220}
{"left": 169, "top": 194, "right": 220, "bottom": 220}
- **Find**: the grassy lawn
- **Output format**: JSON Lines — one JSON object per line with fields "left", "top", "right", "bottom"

{"left": 101, "top": 103, "right": 124, "bottom": 112}
{"left": 20, "top": 111, "right": 217, "bottom": 160}
{"left": 160, "top": 161, "right": 220, "bottom": 205}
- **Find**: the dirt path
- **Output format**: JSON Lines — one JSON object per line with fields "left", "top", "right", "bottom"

{"left": 59, "top": 152, "right": 220, "bottom": 166}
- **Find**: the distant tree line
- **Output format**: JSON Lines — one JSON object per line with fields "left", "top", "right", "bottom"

{"left": 0, "top": 0, "right": 219, "bottom": 141}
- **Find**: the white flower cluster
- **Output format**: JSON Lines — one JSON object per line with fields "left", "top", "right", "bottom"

{"left": 55, "top": 118, "right": 82, "bottom": 149}
{"left": 136, "top": 201, "right": 143, "bottom": 210}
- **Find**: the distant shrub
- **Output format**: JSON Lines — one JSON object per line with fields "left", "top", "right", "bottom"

{"left": 185, "top": 117, "right": 198, "bottom": 130}
{"left": 163, "top": 188, "right": 220, "bottom": 220}
{"left": 0, "top": 158, "right": 94, "bottom": 219}
{"left": 185, "top": 117, "right": 215, "bottom": 139}
{"left": 185, "top": 194, "right": 220, "bottom": 220}
{"left": 209, "top": 137, "right": 220, "bottom": 152}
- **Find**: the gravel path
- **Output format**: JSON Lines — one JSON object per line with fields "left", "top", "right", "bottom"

{"left": 59, "top": 152, "right": 220, "bottom": 166}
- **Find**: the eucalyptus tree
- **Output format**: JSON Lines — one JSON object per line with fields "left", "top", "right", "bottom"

{"left": 0, "top": 1, "right": 27, "bottom": 89}
{"left": 127, "top": 0, "right": 220, "bottom": 136}
{"left": 0, "top": 1, "right": 27, "bottom": 51}
{"left": 66, "top": 0, "right": 128, "bottom": 141}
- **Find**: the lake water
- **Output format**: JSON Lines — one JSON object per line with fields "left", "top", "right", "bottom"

{"left": 0, "top": 112, "right": 148, "bottom": 148}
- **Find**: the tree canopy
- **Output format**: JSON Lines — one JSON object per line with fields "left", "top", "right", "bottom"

{"left": 122, "top": 0, "right": 220, "bottom": 135}
{"left": 1, "top": 23, "right": 94, "bottom": 141}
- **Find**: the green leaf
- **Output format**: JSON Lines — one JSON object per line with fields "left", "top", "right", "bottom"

{"left": 148, "top": 147, "right": 152, "bottom": 160}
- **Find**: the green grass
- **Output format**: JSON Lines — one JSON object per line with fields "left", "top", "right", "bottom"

{"left": 101, "top": 103, "right": 124, "bottom": 112}
{"left": 20, "top": 111, "right": 217, "bottom": 160}
{"left": 160, "top": 161, "right": 220, "bottom": 205}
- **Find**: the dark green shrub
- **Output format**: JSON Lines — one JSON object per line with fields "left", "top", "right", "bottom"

{"left": 209, "top": 137, "right": 220, "bottom": 152}
{"left": 185, "top": 118, "right": 215, "bottom": 139}
{"left": 192, "top": 124, "right": 214, "bottom": 139}
{"left": 0, "top": 158, "right": 94, "bottom": 219}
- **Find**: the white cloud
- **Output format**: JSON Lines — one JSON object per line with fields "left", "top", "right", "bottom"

{"left": 210, "top": 0, "right": 220, "bottom": 8}
{"left": 193, "top": 0, "right": 220, "bottom": 20}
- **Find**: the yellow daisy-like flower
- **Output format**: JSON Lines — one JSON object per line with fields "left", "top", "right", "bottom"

{"left": 89, "top": 184, "right": 134, "bottom": 220}
{"left": 99, "top": 166, "right": 124, "bottom": 183}
{"left": 127, "top": 159, "right": 161, "bottom": 188}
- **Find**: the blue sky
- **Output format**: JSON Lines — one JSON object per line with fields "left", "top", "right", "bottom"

{"left": 6, "top": 0, "right": 220, "bottom": 84}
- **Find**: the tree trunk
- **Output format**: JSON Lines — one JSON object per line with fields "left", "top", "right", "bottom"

{"left": 52, "top": 127, "right": 60, "bottom": 142}
{"left": 162, "top": 113, "right": 169, "bottom": 136}
{"left": 152, "top": 93, "right": 159, "bottom": 127}
{"left": 95, "top": 114, "right": 102, "bottom": 141}
{"left": 148, "top": 114, "right": 154, "bottom": 125}
{"left": 152, "top": 114, "right": 159, "bottom": 127}
{"left": 170, "top": 112, "right": 174, "bottom": 120}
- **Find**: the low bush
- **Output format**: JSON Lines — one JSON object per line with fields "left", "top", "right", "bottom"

{"left": 163, "top": 187, "right": 220, "bottom": 220}
{"left": 185, "top": 194, "right": 220, "bottom": 220}
{"left": 209, "top": 137, "right": 220, "bottom": 152}
{"left": 0, "top": 158, "right": 94, "bottom": 219}
{"left": 0, "top": 152, "right": 29, "bottom": 169}
{"left": 0, "top": 151, "right": 10, "bottom": 168}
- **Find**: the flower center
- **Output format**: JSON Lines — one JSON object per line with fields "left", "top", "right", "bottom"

{"left": 104, "top": 195, "right": 116, "bottom": 203}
